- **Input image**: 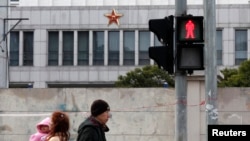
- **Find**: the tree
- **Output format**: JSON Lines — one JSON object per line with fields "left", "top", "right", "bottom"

{"left": 218, "top": 68, "right": 238, "bottom": 87}
{"left": 115, "top": 65, "right": 175, "bottom": 88}
{"left": 236, "top": 60, "right": 250, "bottom": 87}
{"left": 218, "top": 59, "right": 250, "bottom": 87}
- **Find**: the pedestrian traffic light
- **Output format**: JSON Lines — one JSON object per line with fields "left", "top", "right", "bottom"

{"left": 176, "top": 16, "right": 204, "bottom": 43}
{"left": 149, "top": 15, "right": 174, "bottom": 45}
{"left": 175, "top": 15, "right": 204, "bottom": 73}
{"left": 148, "top": 46, "right": 174, "bottom": 74}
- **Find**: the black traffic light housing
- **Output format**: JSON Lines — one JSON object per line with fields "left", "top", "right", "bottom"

{"left": 149, "top": 15, "right": 174, "bottom": 45}
{"left": 148, "top": 15, "right": 174, "bottom": 74}
{"left": 149, "top": 46, "right": 174, "bottom": 74}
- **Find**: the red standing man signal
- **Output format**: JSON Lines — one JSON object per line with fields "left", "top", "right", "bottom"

{"left": 185, "top": 20, "right": 195, "bottom": 39}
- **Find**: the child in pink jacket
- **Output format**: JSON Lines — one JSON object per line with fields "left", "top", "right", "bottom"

{"left": 29, "top": 117, "right": 51, "bottom": 141}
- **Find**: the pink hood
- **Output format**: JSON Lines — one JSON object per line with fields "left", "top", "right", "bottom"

{"left": 36, "top": 117, "right": 51, "bottom": 133}
{"left": 29, "top": 117, "right": 51, "bottom": 141}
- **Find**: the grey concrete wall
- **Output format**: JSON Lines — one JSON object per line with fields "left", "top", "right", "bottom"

{"left": 0, "top": 88, "right": 175, "bottom": 141}
{"left": 1, "top": 87, "right": 250, "bottom": 141}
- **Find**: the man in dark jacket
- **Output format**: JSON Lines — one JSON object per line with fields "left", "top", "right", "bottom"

{"left": 77, "top": 99, "right": 111, "bottom": 141}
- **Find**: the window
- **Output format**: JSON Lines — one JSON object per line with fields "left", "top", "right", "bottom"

{"left": 123, "top": 31, "right": 135, "bottom": 65}
{"left": 10, "top": 0, "right": 19, "bottom": 5}
{"left": 108, "top": 31, "right": 119, "bottom": 65}
{"left": 63, "top": 31, "right": 74, "bottom": 66}
{"left": 235, "top": 30, "right": 247, "bottom": 65}
{"left": 48, "top": 31, "right": 59, "bottom": 66}
{"left": 216, "top": 30, "right": 223, "bottom": 65}
{"left": 23, "top": 32, "right": 33, "bottom": 66}
{"left": 93, "top": 31, "right": 104, "bottom": 66}
{"left": 10, "top": 31, "right": 33, "bottom": 66}
{"left": 139, "top": 31, "right": 150, "bottom": 65}
{"left": 10, "top": 31, "right": 19, "bottom": 66}
{"left": 154, "top": 35, "right": 162, "bottom": 46}
{"left": 78, "top": 31, "right": 89, "bottom": 65}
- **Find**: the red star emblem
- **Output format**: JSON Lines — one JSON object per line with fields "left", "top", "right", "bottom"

{"left": 104, "top": 9, "right": 123, "bottom": 26}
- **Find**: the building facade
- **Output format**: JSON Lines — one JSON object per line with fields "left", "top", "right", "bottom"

{"left": 5, "top": 0, "right": 250, "bottom": 88}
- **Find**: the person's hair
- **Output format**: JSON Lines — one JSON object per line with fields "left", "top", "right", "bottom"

{"left": 46, "top": 111, "right": 70, "bottom": 141}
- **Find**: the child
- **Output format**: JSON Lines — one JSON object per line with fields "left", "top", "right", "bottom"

{"left": 29, "top": 117, "right": 51, "bottom": 141}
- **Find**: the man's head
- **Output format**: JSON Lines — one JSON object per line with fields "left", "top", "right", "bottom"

{"left": 91, "top": 99, "right": 111, "bottom": 124}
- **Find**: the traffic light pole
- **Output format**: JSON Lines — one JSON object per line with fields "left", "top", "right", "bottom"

{"left": 204, "top": 0, "right": 218, "bottom": 134}
{"left": 175, "top": 1, "right": 187, "bottom": 141}
{"left": 0, "top": 0, "right": 8, "bottom": 88}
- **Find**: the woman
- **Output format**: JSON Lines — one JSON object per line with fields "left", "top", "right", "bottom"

{"left": 46, "top": 111, "right": 70, "bottom": 141}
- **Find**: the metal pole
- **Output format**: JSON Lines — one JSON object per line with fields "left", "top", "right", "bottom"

{"left": 0, "top": 0, "right": 8, "bottom": 88}
{"left": 204, "top": 0, "right": 218, "bottom": 140}
{"left": 175, "top": 0, "right": 187, "bottom": 141}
